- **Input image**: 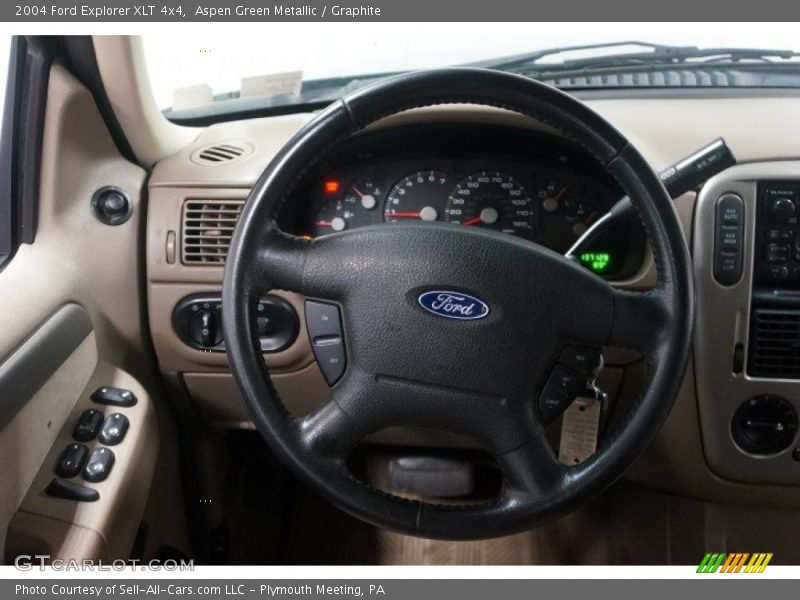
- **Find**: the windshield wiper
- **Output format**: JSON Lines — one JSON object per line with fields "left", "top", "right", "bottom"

{"left": 468, "top": 41, "right": 800, "bottom": 73}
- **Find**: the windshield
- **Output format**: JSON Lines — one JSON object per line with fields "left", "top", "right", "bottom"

{"left": 142, "top": 25, "right": 800, "bottom": 122}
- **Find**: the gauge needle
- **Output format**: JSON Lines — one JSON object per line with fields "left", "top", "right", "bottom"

{"left": 387, "top": 211, "right": 422, "bottom": 218}
{"left": 315, "top": 220, "right": 331, "bottom": 227}
{"left": 584, "top": 211, "right": 598, "bottom": 226}
{"left": 352, "top": 186, "right": 364, "bottom": 197}
{"left": 554, "top": 186, "right": 568, "bottom": 202}
{"left": 462, "top": 216, "right": 483, "bottom": 226}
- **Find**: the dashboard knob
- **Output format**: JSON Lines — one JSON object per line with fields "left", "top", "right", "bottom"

{"left": 770, "top": 197, "right": 796, "bottom": 222}
{"left": 189, "top": 309, "right": 222, "bottom": 348}
{"left": 731, "top": 395, "right": 797, "bottom": 455}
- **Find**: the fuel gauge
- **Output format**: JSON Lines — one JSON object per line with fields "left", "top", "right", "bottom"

{"left": 312, "top": 178, "right": 383, "bottom": 237}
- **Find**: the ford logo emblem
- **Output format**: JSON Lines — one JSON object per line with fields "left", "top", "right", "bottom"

{"left": 417, "top": 290, "right": 490, "bottom": 321}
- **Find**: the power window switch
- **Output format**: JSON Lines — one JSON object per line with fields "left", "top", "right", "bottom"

{"left": 73, "top": 408, "right": 104, "bottom": 442}
{"left": 82, "top": 447, "right": 115, "bottom": 483}
{"left": 91, "top": 386, "right": 137, "bottom": 407}
{"left": 55, "top": 443, "right": 89, "bottom": 478}
{"left": 45, "top": 478, "right": 99, "bottom": 502}
{"left": 99, "top": 413, "right": 129, "bottom": 446}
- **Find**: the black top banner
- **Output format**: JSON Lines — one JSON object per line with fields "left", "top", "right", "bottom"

{"left": 3, "top": 0, "right": 799, "bottom": 22}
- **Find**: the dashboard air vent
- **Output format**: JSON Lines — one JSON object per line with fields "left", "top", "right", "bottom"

{"left": 182, "top": 199, "right": 245, "bottom": 265}
{"left": 749, "top": 308, "right": 800, "bottom": 379}
{"left": 190, "top": 142, "right": 254, "bottom": 166}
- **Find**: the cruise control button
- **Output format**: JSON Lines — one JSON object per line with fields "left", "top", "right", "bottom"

{"left": 99, "top": 413, "right": 129, "bottom": 446}
{"left": 313, "top": 337, "right": 346, "bottom": 385}
{"left": 558, "top": 345, "right": 600, "bottom": 376}
{"left": 305, "top": 301, "right": 343, "bottom": 340}
{"left": 82, "top": 447, "right": 115, "bottom": 483}
{"left": 538, "top": 365, "right": 587, "bottom": 424}
{"left": 72, "top": 409, "right": 104, "bottom": 442}
{"left": 56, "top": 443, "right": 89, "bottom": 478}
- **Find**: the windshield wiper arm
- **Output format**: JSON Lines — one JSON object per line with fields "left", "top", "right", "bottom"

{"left": 468, "top": 40, "right": 800, "bottom": 73}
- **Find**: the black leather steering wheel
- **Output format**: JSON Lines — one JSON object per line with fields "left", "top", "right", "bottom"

{"left": 222, "top": 68, "right": 694, "bottom": 540}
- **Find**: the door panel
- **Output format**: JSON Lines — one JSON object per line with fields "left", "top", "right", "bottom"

{"left": 0, "top": 61, "right": 152, "bottom": 560}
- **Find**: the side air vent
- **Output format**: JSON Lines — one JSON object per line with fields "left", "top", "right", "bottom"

{"left": 190, "top": 142, "right": 254, "bottom": 166}
{"left": 749, "top": 308, "right": 800, "bottom": 378}
{"left": 182, "top": 199, "right": 245, "bottom": 265}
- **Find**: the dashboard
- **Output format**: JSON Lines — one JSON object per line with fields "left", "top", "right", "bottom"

{"left": 279, "top": 125, "right": 647, "bottom": 281}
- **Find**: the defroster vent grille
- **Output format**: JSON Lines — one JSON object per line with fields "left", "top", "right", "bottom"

{"left": 749, "top": 308, "right": 800, "bottom": 378}
{"left": 182, "top": 199, "right": 244, "bottom": 265}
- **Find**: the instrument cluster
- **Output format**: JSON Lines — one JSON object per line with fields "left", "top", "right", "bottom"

{"left": 280, "top": 124, "right": 647, "bottom": 279}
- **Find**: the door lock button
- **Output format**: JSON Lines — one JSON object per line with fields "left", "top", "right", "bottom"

{"left": 73, "top": 409, "right": 104, "bottom": 442}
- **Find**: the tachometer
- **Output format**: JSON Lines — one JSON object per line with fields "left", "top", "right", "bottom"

{"left": 444, "top": 171, "right": 536, "bottom": 236}
{"left": 312, "top": 178, "right": 382, "bottom": 236}
{"left": 384, "top": 170, "right": 451, "bottom": 223}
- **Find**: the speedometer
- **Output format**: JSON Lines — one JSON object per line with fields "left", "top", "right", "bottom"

{"left": 444, "top": 171, "right": 536, "bottom": 236}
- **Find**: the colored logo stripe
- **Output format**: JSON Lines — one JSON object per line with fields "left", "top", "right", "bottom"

{"left": 697, "top": 553, "right": 773, "bottom": 573}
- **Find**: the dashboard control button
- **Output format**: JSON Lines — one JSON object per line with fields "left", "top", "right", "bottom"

{"left": 714, "top": 194, "right": 744, "bottom": 286}
{"left": 56, "top": 443, "right": 89, "bottom": 478}
{"left": 99, "top": 413, "right": 129, "bottom": 446}
{"left": 764, "top": 242, "right": 791, "bottom": 263}
{"left": 769, "top": 265, "right": 790, "bottom": 279}
{"left": 45, "top": 478, "right": 99, "bottom": 502}
{"left": 716, "top": 225, "right": 741, "bottom": 252}
{"left": 189, "top": 309, "right": 223, "bottom": 348}
{"left": 715, "top": 252, "right": 742, "bottom": 286}
{"left": 766, "top": 228, "right": 792, "bottom": 241}
{"left": 72, "top": 409, "right": 104, "bottom": 442}
{"left": 558, "top": 345, "right": 600, "bottom": 376}
{"left": 718, "top": 194, "right": 744, "bottom": 226}
{"left": 538, "top": 365, "right": 587, "bottom": 424}
{"left": 91, "top": 386, "right": 137, "bottom": 407}
{"left": 82, "top": 447, "right": 115, "bottom": 483}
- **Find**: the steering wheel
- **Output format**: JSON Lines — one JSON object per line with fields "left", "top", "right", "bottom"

{"left": 222, "top": 68, "right": 693, "bottom": 540}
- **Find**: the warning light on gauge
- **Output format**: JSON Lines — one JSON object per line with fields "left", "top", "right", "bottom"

{"left": 324, "top": 180, "right": 341, "bottom": 195}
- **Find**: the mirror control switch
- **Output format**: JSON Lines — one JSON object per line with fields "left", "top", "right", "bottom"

{"left": 91, "top": 386, "right": 137, "bottom": 407}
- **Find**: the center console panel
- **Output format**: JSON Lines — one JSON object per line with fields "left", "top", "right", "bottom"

{"left": 695, "top": 162, "right": 800, "bottom": 485}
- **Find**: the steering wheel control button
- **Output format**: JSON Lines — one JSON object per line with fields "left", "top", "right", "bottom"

{"left": 72, "top": 409, "right": 104, "bottom": 442}
{"left": 82, "top": 447, "right": 115, "bottom": 483}
{"left": 91, "top": 386, "right": 137, "bottom": 407}
{"left": 305, "top": 301, "right": 343, "bottom": 340}
{"left": 55, "top": 443, "right": 89, "bottom": 478}
{"left": 99, "top": 413, "right": 129, "bottom": 446}
{"left": 558, "top": 345, "right": 601, "bottom": 376}
{"left": 539, "top": 365, "right": 588, "bottom": 424}
{"left": 305, "top": 301, "right": 346, "bottom": 385}
{"left": 714, "top": 193, "right": 744, "bottom": 286}
{"left": 312, "top": 337, "right": 346, "bottom": 386}
{"left": 732, "top": 395, "right": 798, "bottom": 456}
{"left": 45, "top": 478, "right": 99, "bottom": 502}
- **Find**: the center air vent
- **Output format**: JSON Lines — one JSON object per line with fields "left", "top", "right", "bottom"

{"left": 190, "top": 142, "right": 254, "bottom": 166}
{"left": 749, "top": 308, "right": 800, "bottom": 378}
{"left": 182, "top": 199, "right": 245, "bottom": 265}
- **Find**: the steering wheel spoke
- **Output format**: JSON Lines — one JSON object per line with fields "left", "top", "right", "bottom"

{"left": 497, "top": 431, "right": 567, "bottom": 498}
{"left": 606, "top": 286, "right": 670, "bottom": 356}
